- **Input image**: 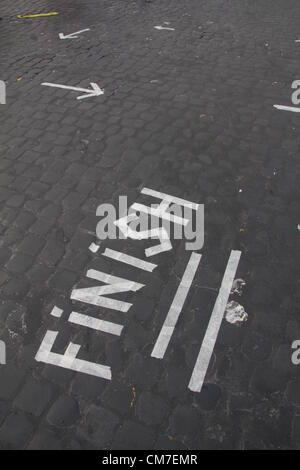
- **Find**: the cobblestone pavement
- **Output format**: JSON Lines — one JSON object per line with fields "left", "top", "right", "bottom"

{"left": 0, "top": 0, "right": 300, "bottom": 450}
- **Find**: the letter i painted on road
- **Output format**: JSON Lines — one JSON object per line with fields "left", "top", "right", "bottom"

{"left": 0, "top": 81, "right": 6, "bottom": 104}
{"left": 0, "top": 340, "right": 6, "bottom": 365}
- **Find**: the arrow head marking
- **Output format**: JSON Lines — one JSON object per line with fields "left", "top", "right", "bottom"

{"left": 59, "top": 29, "right": 90, "bottom": 40}
{"left": 77, "top": 83, "right": 105, "bottom": 100}
{"left": 41, "top": 81, "right": 104, "bottom": 100}
{"left": 59, "top": 33, "right": 79, "bottom": 39}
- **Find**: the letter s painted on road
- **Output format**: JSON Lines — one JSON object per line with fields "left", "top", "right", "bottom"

{"left": 291, "top": 80, "right": 300, "bottom": 105}
{"left": 291, "top": 340, "right": 300, "bottom": 365}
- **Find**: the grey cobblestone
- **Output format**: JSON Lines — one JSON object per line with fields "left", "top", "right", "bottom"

{"left": 14, "top": 377, "right": 53, "bottom": 417}
{"left": 0, "top": 0, "right": 299, "bottom": 450}
{"left": 27, "top": 428, "right": 63, "bottom": 450}
{"left": 136, "top": 391, "right": 169, "bottom": 426}
{"left": 0, "top": 411, "right": 34, "bottom": 449}
{"left": 78, "top": 405, "right": 119, "bottom": 448}
{"left": 111, "top": 420, "right": 155, "bottom": 450}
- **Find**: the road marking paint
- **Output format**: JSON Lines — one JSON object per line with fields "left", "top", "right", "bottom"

{"left": 141, "top": 187, "right": 199, "bottom": 211}
{"left": 41, "top": 82, "right": 104, "bottom": 100}
{"left": 68, "top": 311, "right": 123, "bottom": 336}
{"left": 188, "top": 250, "right": 241, "bottom": 393}
{"left": 0, "top": 80, "right": 5, "bottom": 105}
{"left": 71, "top": 269, "right": 145, "bottom": 312}
{"left": 103, "top": 248, "right": 157, "bottom": 272}
{"left": 35, "top": 330, "right": 112, "bottom": 379}
{"left": 225, "top": 300, "right": 248, "bottom": 325}
{"left": 89, "top": 242, "right": 100, "bottom": 253}
{"left": 0, "top": 340, "right": 6, "bottom": 365}
{"left": 59, "top": 28, "right": 90, "bottom": 40}
{"left": 273, "top": 104, "right": 300, "bottom": 113}
{"left": 154, "top": 25, "right": 175, "bottom": 31}
{"left": 50, "top": 306, "right": 63, "bottom": 318}
{"left": 114, "top": 213, "right": 173, "bottom": 257}
{"left": 151, "top": 252, "right": 202, "bottom": 359}
{"left": 132, "top": 202, "right": 190, "bottom": 226}
{"left": 18, "top": 12, "right": 58, "bottom": 19}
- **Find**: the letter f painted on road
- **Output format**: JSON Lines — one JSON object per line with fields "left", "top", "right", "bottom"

{"left": 0, "top": 340, "right": 6, "bottom": 365}
{"left": 0, "top": 81, "right": 6, "bottom": 104}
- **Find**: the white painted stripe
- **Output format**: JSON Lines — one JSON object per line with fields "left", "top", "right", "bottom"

{"left": 131, "top": 202, "right": 190, "bottom": 226}
{"left": 42, "top": 82, "right": 95, "bottom": 94}
{"left": 68, "top": 311, "right": 123, "bottom": 336}
{"left": 103, "top": 248, "right": 157, "bottom": 272}
{"left": 0, "top": 340, "right": 6, "bottom": 365}
{"left": 65, "top": 342, "right": 81, "bottom": 357}
{"left": 0, "top": 80, "right": 6, "bottom": 105}
{"left": 188, "top": 250, "right": 241, "bottom": 393}
{"left": 141, "top": 187, "right": 199, "bottom": 210}
{"left": 151, "top": 252, "right": 201, "bottom": 359}
{"left": 86, "top": 269, "right": 145, "bottom": 290}
{"left": 273, "top": 104, "right": 300, "bottom": 113}
{"left": 42, "top": 82, "right": 104, "bottom": 99}
{"left": 71, "top": 269, "right": 145, "bottom": 312}
{"left": 50, "top": 306, "right": 63, "bottom": 318}
{"left": 154, "top": 26, "right": 175, "bottom": 31}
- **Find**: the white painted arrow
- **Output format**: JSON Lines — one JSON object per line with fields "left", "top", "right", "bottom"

{"left": 59, "top": 28, "right": 90, "bottom": 39}
{"left": 41, "top": 82, "right": 104, "bottom": 100}
{"left": 154, "top": 25, "right": 175, "bottom": 31}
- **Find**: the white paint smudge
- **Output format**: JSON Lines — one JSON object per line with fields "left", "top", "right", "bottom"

{"left": 154, "top": 25, "right": 175, "bottom": 31}
{"left": 8, "top": 330, "right": 19, "bottom": 340}
{"left": 89, "top": 242, "right": 100, "bottom": 253}
{"left": 50, "top": 306, "right": 63, "bottom": 318}
{"left": 225, "top": 301, "right": 248, "bottom": 325}
{"left": 230, "top": 278, "right": 246, "bottom": 296}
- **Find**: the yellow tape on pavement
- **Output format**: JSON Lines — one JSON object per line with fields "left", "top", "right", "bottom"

{"left": 17, "top": 12, "right": 59, "bottom": 19}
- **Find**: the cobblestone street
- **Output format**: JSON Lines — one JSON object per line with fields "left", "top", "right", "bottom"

{"left": 0, "top": 0, "right": 300, "bottom": 450}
